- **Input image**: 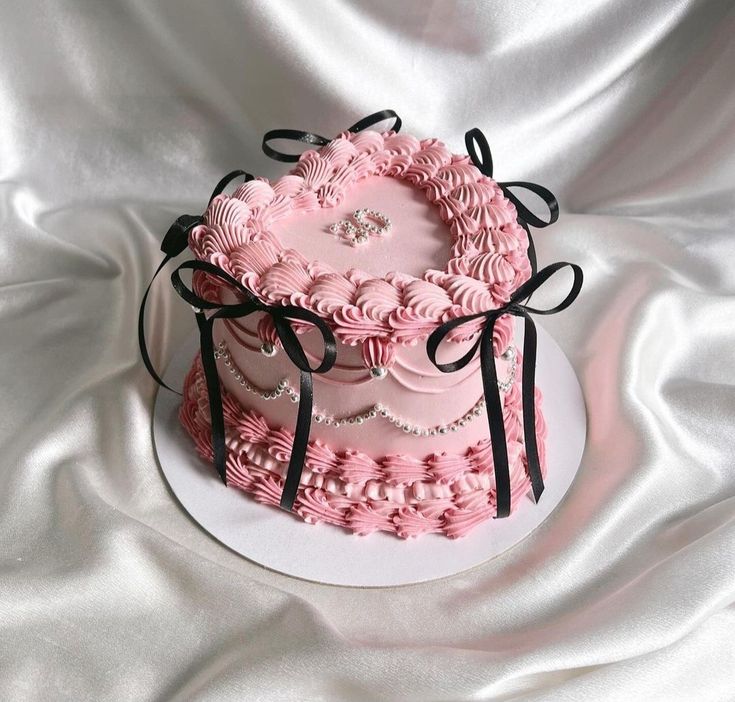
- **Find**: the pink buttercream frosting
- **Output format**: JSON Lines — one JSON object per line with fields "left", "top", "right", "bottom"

{"left": 178, "top": 126, "right": 550, "bottom": 540}
{"left": 179, "top": 353, "right": 547, "bottom": 539}
{"left": 188, "top": 129, "right": 530, "bottom": 357}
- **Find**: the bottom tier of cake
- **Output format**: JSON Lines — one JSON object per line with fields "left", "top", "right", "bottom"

{"left": 179, "top": 354, "right": 547, "bottom": 539}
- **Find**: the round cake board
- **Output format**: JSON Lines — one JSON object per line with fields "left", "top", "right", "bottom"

{"left": 153, "top": 322, "right": 586, "bottom": 587}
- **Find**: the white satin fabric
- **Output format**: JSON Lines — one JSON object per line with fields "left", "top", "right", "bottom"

{"left": 2, "top": 1, "right": 734, "bottom": 700}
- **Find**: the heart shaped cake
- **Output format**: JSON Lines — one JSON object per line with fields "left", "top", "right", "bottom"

{"left": 167, "top": 116, "right": 574, "bottom": 539}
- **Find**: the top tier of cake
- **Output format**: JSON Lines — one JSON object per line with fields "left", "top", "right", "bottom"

{"left": 187, "top": 129, "right": 532, "bottom": 361}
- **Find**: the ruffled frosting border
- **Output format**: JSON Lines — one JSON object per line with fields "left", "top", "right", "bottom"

{"left": 180, "top": 354, "right": 548, "bottom": 539}
{"left": 188, "top": 129, "right": 532, "bottom": 350}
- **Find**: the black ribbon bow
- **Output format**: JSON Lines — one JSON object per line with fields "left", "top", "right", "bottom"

{"left": 138, "top": 169, "right": 253, "bottom": 392}
{"left": 427, "top": 262, "right": 583, "bottom": 518}
{"left": 464, "top": 128, "right": 560, "bottom": 277}
{"left": 138, "top": 169, "right": 337, "bottom": 511}
{"left": 170, "top": 260, "right": 336, "bottom": 511}
{"left": 262, "top": 109, "right": 402, "bottom": 163}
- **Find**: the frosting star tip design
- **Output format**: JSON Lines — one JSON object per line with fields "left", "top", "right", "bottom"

{"left": 188, "top": 129, "right": 529, "bottom": 352}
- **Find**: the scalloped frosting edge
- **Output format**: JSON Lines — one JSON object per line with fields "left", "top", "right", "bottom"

{"left": 179, "top": 354, "right": 548, "bottom": 539}
{"left": 188, "top": 129, "right": 532, "bottom": 352}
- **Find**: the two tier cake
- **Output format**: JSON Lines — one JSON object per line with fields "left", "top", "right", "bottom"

{"left": 156, "top": 114, "right": 577, "bottom": 539}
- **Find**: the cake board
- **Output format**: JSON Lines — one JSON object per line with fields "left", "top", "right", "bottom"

{"left": 152, "top": 321, "right": 586, "bottom": 587}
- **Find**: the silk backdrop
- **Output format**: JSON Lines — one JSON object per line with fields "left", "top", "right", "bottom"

{"left": 1, "top": 1, "right": 734, "bottom": 700}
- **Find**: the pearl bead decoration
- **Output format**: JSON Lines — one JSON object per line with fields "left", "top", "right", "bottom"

{"left": 213, "top": 340, "right": 517, "bottom": 438}
{"left": 353, "top": 208, "right": 391, "bottom": 236}
{"left": 329, "top": 208, "right": 392, "bottom": 247}
{"left": 497, "top": 345, "right": 517, "bottom": 393}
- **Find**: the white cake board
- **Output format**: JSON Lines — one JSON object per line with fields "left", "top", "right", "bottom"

{"left": 153, "top": 322, "right": 586, "bottom": 587}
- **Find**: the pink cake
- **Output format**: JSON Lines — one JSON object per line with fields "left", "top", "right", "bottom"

{"left": 178, "top": 126, "right": 551, "bottom": 539}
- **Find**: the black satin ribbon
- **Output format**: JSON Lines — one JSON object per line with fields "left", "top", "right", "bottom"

{"left": 138, "top": 169, "right": 253, "bottom": 392}
{"left": 170, "top": 260, "right": 337, "bottom": 511}
{"left": 137, "top": 168, "right": 338, "bottom": 511}
{"left": 426, "top": 262, "right": 583, "bottom": 518}
{"left": 262, "top": 109, "right": 402, "bottom": 163}
{"left": 464, "top": 128, "right": 560, "bottom": 276}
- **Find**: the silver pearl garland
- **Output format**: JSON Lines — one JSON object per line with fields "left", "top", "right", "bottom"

{"left": 213, "top": 340, "right": 517, "bottom": 437}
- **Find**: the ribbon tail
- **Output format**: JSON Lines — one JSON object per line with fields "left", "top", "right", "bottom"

{"left": 520, "top": 315, "right": 544, "bottom": 502}
{"left": 138, "top": 254, "right": 182, "bottom": 394}
{"left": 479, "top": 321, "right": 512, "bottom": 519}
{"left": 279, "top": 370, "right": 313, "bottom": 511}
{"left": 196, "top": 312, "right": 228, "bottom": 485}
